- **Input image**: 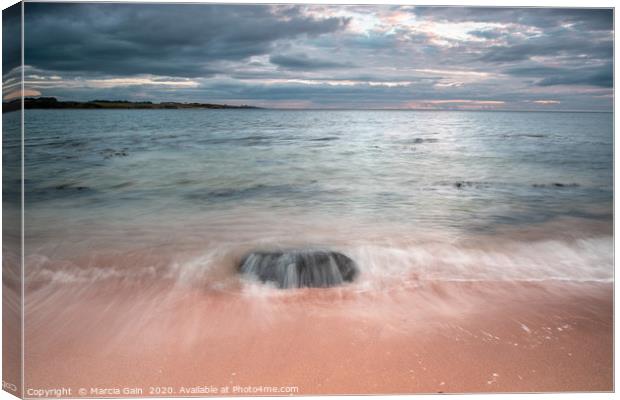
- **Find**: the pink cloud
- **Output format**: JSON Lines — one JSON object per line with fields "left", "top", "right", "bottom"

{"left": 3, "top": 89, "right": 42, "bottom": 101}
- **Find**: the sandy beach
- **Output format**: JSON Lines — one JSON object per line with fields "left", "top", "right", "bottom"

{"left": 23, "top": 278, "right": 612, "bottom": 396}
{"left": 19, "top": 215, "right": 614, "bottom": 396}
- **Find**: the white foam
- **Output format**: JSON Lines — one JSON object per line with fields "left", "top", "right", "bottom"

{"left": 343, "top": 236, "right": 612, "bottom": 286}
{"left": 25, "top": 234, "right": 613, "bottom": 290}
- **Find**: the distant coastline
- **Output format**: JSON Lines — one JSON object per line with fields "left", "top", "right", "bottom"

{"left": 2, "top": 97, "right": 261, "bottom": 113}
{"left": 1, "top": 97, "right": 610, "bottom": 114}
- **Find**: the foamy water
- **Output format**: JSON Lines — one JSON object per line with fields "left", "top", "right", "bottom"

{"left": 27, "top": 237, "right": 613, "bottom": 287}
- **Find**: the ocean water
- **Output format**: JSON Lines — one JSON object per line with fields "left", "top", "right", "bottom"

{"left": 9, "top": 109, "right": 613, "bottom": 287}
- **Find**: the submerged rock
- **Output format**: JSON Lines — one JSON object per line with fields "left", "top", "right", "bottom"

{"left": 532, "top": 183, "right": 580, "bottom": 188}
{"left": 238, "top": 250, "right": 358, "bottom": 289}
{"left": 453, "top": 181, "right": 490, "bottom": 189}
{"left": 53, "top": 183, "right": 91, "bottom": 192}
{"left": 100, "top": 148, "right": 129, "bottom": 159}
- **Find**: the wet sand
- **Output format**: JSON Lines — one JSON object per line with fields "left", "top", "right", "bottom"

{"left": 23, "top": 279, "right": 612, "bottom": 395}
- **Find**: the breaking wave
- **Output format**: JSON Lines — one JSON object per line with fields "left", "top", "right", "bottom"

{"left": 24, "top": 233, "right": 613, "bottom": 293}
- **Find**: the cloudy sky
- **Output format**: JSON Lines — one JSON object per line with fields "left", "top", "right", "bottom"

{"left": 3, "top": 3, "right": 614, "bottom": 110}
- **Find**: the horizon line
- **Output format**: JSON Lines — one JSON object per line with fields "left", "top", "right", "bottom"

{"left": 4, "top": 97, "right": 612, "bottom": 113}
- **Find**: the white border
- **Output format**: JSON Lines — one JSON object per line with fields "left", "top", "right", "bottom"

{"left": 0, "top": 2, "right": 616, "bottom": 400}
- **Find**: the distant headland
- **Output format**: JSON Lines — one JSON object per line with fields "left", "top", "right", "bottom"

{"left": 2, "top": 97, "right": 261, "bottom": 113}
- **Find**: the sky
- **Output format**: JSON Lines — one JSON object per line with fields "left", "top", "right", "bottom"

{"left": 2, "top": 3, "right": 614, "bottom": 110}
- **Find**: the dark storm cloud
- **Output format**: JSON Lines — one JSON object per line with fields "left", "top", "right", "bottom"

{"left": 269, "top": 53, "right": 352, "bottom": 70}
{"left": 478, "top": 34, "right": 612, "bottom": 63}
{"left": 412, "top": 7, "right": 613, "bottom": 31}
{"left": 3, "top": 3, "right": 21, "bottom": 74}
{"left": 17, "top": 4, "right": 614, "bottom": 111}
{"left": 23, "top": 3, "right": 349, "bottom": 77}
{"left": 506, "top": 63, "right": 613, "bottom": 88}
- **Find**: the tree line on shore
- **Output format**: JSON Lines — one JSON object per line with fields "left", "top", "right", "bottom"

{"left": 2, "top": 97, "right": 260, "bottom": 112}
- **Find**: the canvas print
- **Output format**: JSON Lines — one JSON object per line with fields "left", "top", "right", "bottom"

{"left": 2, "top": 2, "right": 614, "bottom": 397}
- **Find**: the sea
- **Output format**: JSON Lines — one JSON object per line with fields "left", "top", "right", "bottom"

{"left": 3, "top": 109, "right": 613, "bottom": 288}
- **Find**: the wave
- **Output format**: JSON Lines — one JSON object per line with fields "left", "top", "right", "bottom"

{"left": 24, "top": 235, "right": 613, "bottom": 292}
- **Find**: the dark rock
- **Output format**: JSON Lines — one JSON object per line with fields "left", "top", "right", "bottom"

{"left": 410, "top": 138, "right": 438, "bottom": 144}
{"left": 502, "top": 133, "right": 546, "bottom": 139}
{"left": 532, "top": 183, "right": 580, "bottom": 188}
{"left": 100, "top": 148, "right": 129, "bottom": 159}
{"left": 48, "top": 184, "right": 93, "bottom": 198}
{"left": 54, "top": 183, "right": 90, "bottom": 192}
{"left": 552, "top": 182, "right": 579, "bottom": 187}
{"left": 454, "top": 181, "right": 473, "bottom": 189}
{"left": 238, "top": 249, "right": 358, "bottom": 289}
{"left": 453, "top": 181, "right": 491, "bottom": 189}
